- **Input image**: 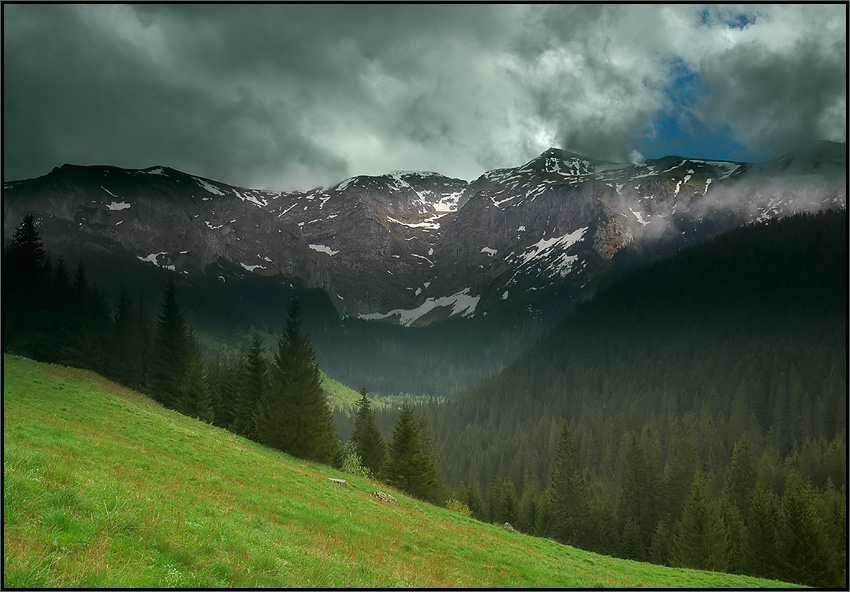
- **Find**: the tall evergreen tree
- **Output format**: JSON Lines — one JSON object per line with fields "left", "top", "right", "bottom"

{"left": 498, "top": 477, "right": 519, "bottom": 526}
{"left": 777, "top": 469, "right": 834, "bottom": 587}
{"left": 149, "top": 278, "right": 193, "bottom": 407}
{"left": 4, "top": 213, "right": 48, "bottom": 291}
{"left": 233, "top": 333, "right": 268, "bottom": 437}
{"left": 206, "top": 354, "right": 240, "bottom": 429}
{"left": 3, "top": 214, "right": 50, "bottom": 354}
{"left": 672, "top": 472, "right": 728, "bottom": 572}
{"left": 649, "top": 520, "right": 673, "bottom": 566}
{"left": 726, "top": 433, "right": 757, "bottom": 521}
{"left": 743, "top": 483, "right": 780, "bottom": 580}
{"left": 109, "top": 289, "right": 149, "bottom": 388}
{"left": 615, "top": 427, "right": 662, "bottom": 554}
{"left": 255, "top": 300, "right": 339, "bottom": 464}
{"left": 662, "top": 422, "right": 698, "bottom": 524}
{"left": 350, "top": 387, "right": 387, "bottom": 475}
{"left": 546, "top": 421, "right": 589, "bottom": 547}
{"left": 517, "top": 471, "right": 541, "bottom": 534}
{"left": 383, "top": 402, "right": 441, "bottom": 501}
{"left": 176, "top": 350, "right": 218, "bottom": 423}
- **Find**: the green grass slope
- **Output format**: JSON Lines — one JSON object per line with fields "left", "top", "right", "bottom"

{"left": 3, "top": 354, "right": 797, "bottom": 588}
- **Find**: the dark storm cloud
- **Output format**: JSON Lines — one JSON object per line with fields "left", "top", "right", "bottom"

{"left": 700, "top": 37, "right": 847, "bottom": 155}
{"left": 3, "top": 4, "right": 349, "bottom": 190}
{"left": 3, "top": 4, "right": 845, "bottom": 191}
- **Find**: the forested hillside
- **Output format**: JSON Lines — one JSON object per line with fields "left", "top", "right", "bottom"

{"left": 430, "top": 211, "right": 847, "bottom": 587}
{"left": 4, "top": 209, "right": 845, "bottom": 588}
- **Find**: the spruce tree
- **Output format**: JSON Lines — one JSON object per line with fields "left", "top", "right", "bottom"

{"left": 177, "top": 352, "right": 217, "bottom": 423}
{"left": 778, "top": 469, "right": 833, "bottom": 587}
{"left": 547, "top": 420, "right": 589, "bottom": 547}
{"left": 615, "top": 428, "right": 661, "bottom": 555}
{"left": 255, "top": 300, "right": 339, "bottom": 464}
{"left": 149, "top": 278, "right": 193, "bottom": 407}
{"left": 662, "top": 422, "right": 698, "bottom": 524}
{"left": 206, "top": 354, "right": 239, "bottom": 428}
{"left": 717, "top": 493, "right": 745, "bottom": 574}
{"left": 619, "top": 518, "right": 645, "bottom": 561}
{"left": 350, "top": 387, "right": 387, "bottom": 475}
{"left": 726, "top": 433, "right": 757, "bottom": 520}
{"left": 110, "top": 289, "right": 148, "bottom": 388}
{"left": 743, "top": 483, "right": 780, "bottom": 580}
{"left": 4, "top": 213, "right": 48, "bottom": 294}
{"left": 383, "top": 402, "right": 441, "bottom": 501}
{"left": 3, "top": 214, "right": 51, "bottom": 356}
{"left": 649, "top": 520, "right": 673, "bottom": 566}
{"left": 672, "top": 472, "right": 728, "bottom": 572}
{"left": 499, "top": 477, "right": 519, "bottom": 526}
{"left": 233, "top": 333, "right": 268, "bottom": 437}
{"left": 517, "top": 471, "right": 541, "bottom": 534}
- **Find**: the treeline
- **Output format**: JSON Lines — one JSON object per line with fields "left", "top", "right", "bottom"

{"left": 429, "top": 211, "right": 847, "bottom": 588}
{"left": 3, "top": 213, "right": 443, "bottom": 504}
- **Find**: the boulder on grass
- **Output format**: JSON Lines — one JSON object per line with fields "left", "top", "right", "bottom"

{"left": 371, "top": 491, "right": 399, "bottom": 504}
{"left": 328, "top": 477, "right": 348, "bottom": 486}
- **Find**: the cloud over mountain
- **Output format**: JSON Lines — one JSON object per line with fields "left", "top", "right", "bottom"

{"left": 3, "top": 4, "right": 845, "bottom": 191}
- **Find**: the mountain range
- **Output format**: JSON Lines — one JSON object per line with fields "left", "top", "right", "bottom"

{"left": 5, "top": 141, "right": 845, "bottom": 328}
{"left": 3, "top": 142, "right": 845, "bottom": 395}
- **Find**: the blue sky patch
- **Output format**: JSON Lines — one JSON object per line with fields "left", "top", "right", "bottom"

{"left": 634, "top": 60, "right": 766, "bottom": 162}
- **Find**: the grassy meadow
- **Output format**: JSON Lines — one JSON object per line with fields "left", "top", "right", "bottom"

{"left": 3, "top": 354, "right": 798, "bottom": 588}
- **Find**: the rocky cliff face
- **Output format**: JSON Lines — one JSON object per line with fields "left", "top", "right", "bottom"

{"left": 3, "top": 143, "right": 845, "bottom": 326}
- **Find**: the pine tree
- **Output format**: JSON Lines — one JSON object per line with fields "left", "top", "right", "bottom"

{"left": 206, "top": 354, "right": 239, "bottom": 428}
{"left": 3, "top": 215, "right": 50, "bottom": 356}
{"left": 233, "top": 333, "right": 268, "bottom": 437}
{"left": 383, "top": 402, "right": 441, "bottom": 501}
{"left": 517, "top": 471, "right": 541, "bottom": 534}
{"left": 255, "top": 300, "right": 339, "bottom": 464}
{"left": 717, "top": 493, "right": 745, "bottom": 574}
{"left": 350, "top": 387, "right": 387, "bottom": 475}
{"left": 672, "top": 472, "right": 728, "bottom": 572}
{"left": 456, "top": 481, "right": 485, "bottom": 521}
{"left": 109, "top": 289, "right": 149, "bottom": 388}
{"left": 499, "top": 477, "right": 519, "bottom": 526}
{"left": 726, "top": 433, "right": 757, "bottom": 521}
{"left": 176, "top": 351, "right": 217, "bottom": 423}
{"left": 149, "top": 278, "right": 193, "bottom": 407}
{"left": 662, "top": 422, "right": 698, "bottom": 524}
{"left": 777, "top": 469, "right": 833, "bottom": 587}
{"left": 4, "top": 213, "right": 48, "bottom": 296}
{"left": 743, "top": 483, "right": 780, "bottom": 580}
{"left": 546, "top": 420, "right": 589, "bottom": 547}
{"left": 649, "top": 520, "right": 673, "bottom": 566}
{"left": 615, "top": 427, "right": 662, "bottom": 555}
{"left": 619, "top": 518, "right": 645, "bottom": 561}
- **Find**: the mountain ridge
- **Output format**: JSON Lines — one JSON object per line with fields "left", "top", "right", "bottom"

{"left": 3, "top": 143, "right": 845, "bottom": 328}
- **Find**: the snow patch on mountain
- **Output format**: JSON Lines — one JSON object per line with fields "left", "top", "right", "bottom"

{"left": 106, "top": 201, "right": 131, "bottom": 211}
{"left": 387, "top": 215, "right": 443, "bottom": 230}
{"left": 309, "top": 244, "right": 339, "bottom": 256}
{"left": 137, "top": 252, "right": 175, "bottom": 271}
{"left": 519, "top": 227, "right": 587, "bottom": 265}
{"left": 359, "top": 288, "right": 480, "bottom": 326}
{"left": 195, "top": 177, "right": 225, "bottom": 196}
{"left": 434, "top": 191, "right": 463, "bottom": 212}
